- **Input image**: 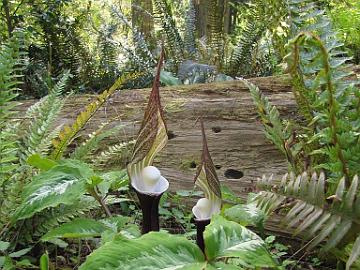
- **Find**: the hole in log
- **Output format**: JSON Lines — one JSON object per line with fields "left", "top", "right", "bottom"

{"left": 189, "top": 161, "right": 197, "bottom": 169}
{"left": 167, "top": 131, "right": 177, "bottom": 140}
{"left": 215, "top": 165, "right": 222, "bottom": 170}
{"left": 211, "top": 127, "right": 222, "bottom": 133}
{"left": 224, "top": 169, "right": 244, "bottom": 179}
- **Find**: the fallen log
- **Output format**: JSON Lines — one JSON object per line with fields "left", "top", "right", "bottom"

{"left": 19, "top": 75, "right": 297, "bottom": 234}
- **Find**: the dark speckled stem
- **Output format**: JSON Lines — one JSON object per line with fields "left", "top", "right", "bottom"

{"left": 136, "top": 190, "right": 164, "bottom": 234}
{"left": 195, "top": 219, "right": 211, "bottom": 253}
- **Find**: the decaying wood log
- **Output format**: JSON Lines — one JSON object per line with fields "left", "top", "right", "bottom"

{"left": 18, "top": 75, "right": 297, "bottom": 234}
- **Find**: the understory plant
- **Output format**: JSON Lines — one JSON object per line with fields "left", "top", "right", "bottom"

{"left": 0, "top": 33, "right": 140, "bottom": 267}
{"left": 8, "top": 51, "right": 281, "bottom": 270}
{"left": 248, "top": 0, "right": 360, "bottom": 268}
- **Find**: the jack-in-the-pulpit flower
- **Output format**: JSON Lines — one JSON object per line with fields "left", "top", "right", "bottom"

{"left": 127, "top": 49, "right": 168, "bottom": 233}
{"left": 192, "top": 197, "right": 221, "bottom": 220}
{"left": 131, "top": 165, "right": 169, "bottom": 195}
{"left": 193, "top": 120, "right": 222, "bottom": 221}
{"left": 192, "top": 120, "right": 222, "bottom": 251}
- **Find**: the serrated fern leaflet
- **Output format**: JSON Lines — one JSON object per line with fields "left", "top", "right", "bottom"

{"left": 51, "top": 72, "right": 141, "bottom": 160}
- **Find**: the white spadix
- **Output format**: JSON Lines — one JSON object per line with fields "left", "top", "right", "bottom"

{"left": 192, "top": 197, "right": 221, "bottom": 220}
{"left": 142, "top": 166, "right": 161, "bottom": 187}
{"left": 131, "top": 165, "right": 169, "bottom": 195}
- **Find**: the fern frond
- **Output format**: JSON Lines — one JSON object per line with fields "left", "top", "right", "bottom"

{"left": 50, "top": 72, "right": 140, "bottom": 160}
{"left": 0, "top": 123, "right": 20, "bottom": 186}
{"left": 256, "top": 172, "right": 360, "bottom": 268}
{"left": 153, "top": 0, "right": 185, "bottom": 67}
{"left": 22, "top": 71, "right": 70, "bottom": 159}
{"left": 31, "top": 196, "right": 99, "bottom": 238}
{"left": 93, "top": 140, "right": 135, "bottom": 169}
{"left": 0, "top": 31, "right": 26, "bottom": 128}
{"left": 111, "top": 6, "right": 155, "bottom": 73}
{"left": 183, "top": 0, "right": 197, "bottom": 59}
{"left": 206, "top": 0, "right": 225, "bottom": 70}
{"left": 228, "top": 17, "right": 265, "bottom": 76}
{"left": 245, "top": 80, "right": 303, "bottom": 172}
{"left": 70, "top": 123, "right": 125, "bottom": 161}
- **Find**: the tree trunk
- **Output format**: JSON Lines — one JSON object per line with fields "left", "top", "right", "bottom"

{"left": 2, "top": 0, "right": 13, "bottom": 38}
{"left": 194, "top": 0, "right": 207, "bottom": 38}
{"left": 131, "top": 0, "right": 154, "bottom": 43}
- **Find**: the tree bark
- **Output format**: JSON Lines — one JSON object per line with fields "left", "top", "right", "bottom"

{"left": 2, "top": 0, "right": 14, "bottom": 38}
{"left": 131, "top": 0, "right": 154, "bottom": 43}
{"left": 194, "top": 0, "right": 207, "bottom": 38}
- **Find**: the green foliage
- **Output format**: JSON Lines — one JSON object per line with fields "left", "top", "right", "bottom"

{"left": 39, "top": 252, "right": 49, "bottom": 270}
{"left": 256, "top": 172, "right": 360, "bottom": 269}
{"left": 249, "top": 0, "right": 360, "bottom": 184}
{"left": 228, "top": 3, "right": 266, "bottom": 76}
{"left": 79, "top": 215, "right": 276, "bottom": 269}
{"left": 12, "top": 160, "right": 93, "bottom": 221}
{"left": 224, "top": 202, "right": 265, "bottom": 228}
{"left": 51, "top": 71, "right": 140, "bottom": 160}
{"left": 204, "top": 216, "right": 276, "bottom": 268}
{"left": 41, "top": 218, "right": 115, "bottom": 241}
{"left": 80, "top": 232, "right": 205, "bottom": 270}
{"left": 70, "top": 123, "right": 124, "bottom": 161}
{"left": 153, "top": 0, "right": 185, "bottom": 67}
{"left": 93, "top": 140, "right": 135, "bottom": 169}
{"left": 329, "top": 0, "right": 360, "bottom": 63}
{"left": 22, "top": 71, "right": 70, "bottom": 159}
{"left": 0, "top": 32, "right": 25, "bottom": 183}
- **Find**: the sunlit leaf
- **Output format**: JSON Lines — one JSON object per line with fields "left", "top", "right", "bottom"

{"left": 12, "top": 160, "right": 93, "bottom": 221}
{"left": 204, "top": 216, "right": 277, "bottom": 268}
{"left": 79, "top": 232, "right": 205, "bottom": 270}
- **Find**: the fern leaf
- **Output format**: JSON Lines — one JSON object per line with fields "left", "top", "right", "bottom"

{"left": 256, "top": 172, "right": 360, "bottom": 266}
{"left": 347, "top": 235, "right": 360, "bottom": 270}
{"left": 93, "top": 140, "right": 135, "bottom": 169}
{"left": 71, "top": 123, "right": 124, "bottom": 161}
{"left": 51, "top": 72, "right": 140, "bottom": 160}
{"left": 22, "top": 71, "right": 70, "bottom": 159}
{"left": 153, "top": 0, "right": 184, "bottom": 67}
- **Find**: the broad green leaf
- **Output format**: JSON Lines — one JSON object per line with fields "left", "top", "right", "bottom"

{"left": 79, "top": 232, "right": 205, "bottom": 270}
{"left": 224, "top": 203, "right": 265, "bottom": 227}
{"left": 27, "top": 154, "right": 57, "bottom": 171}
{"left": 98, "top": 170, "right": 129, "bottom": 194}
{"left": 0, "top": 241, "right": 10, "bottom": 252}
{"left": 204, "top": 216, "right": 277, "bottom": 268}
{"left": 210, "top": 262, "right": 244, "bottom": 269}
{"left": 39, "top": 252, "right": 49, "bottom": 270}
{"left": 100, "top": 215, "right": 132, "bottom": 232}
{"left": 41, "top": 218, "right": 111, "bottom": 241}
{"left": 12, "top": 161, "right": 93, "bottom": 221}
{"left": 160, "top": 70, "right": 181, "bottom": 86}
{"left": 9, "top": 247, "right": 32, "bottom": 258}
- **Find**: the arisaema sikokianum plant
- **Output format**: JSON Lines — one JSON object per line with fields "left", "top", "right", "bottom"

{"left": 192, "top": 120, "right": 222, "bottom": 252}
{"left": 127, "top": 49, "right": 169, "bottom": 234}
{"left": 79, "top": 120, "right": 278, "bottom": 269}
